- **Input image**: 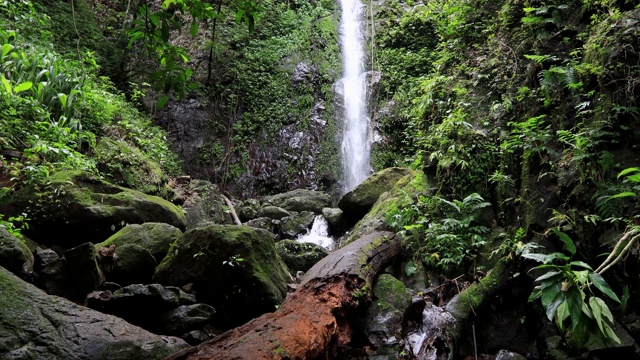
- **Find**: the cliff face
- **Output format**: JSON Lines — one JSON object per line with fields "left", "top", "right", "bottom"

{"left": 146, "top": 0, "right": 343, "bottom": 198}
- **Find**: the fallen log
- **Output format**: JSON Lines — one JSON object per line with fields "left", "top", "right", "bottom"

{"left": 165, "top": 231, "right": 400, "bottom": 360}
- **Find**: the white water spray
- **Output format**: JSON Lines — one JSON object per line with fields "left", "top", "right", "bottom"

{"left": 339, "top": 0, "right": 370, "bottom": 193}
{"left": 296, "top": 215, "right": 334, "bottom": 250}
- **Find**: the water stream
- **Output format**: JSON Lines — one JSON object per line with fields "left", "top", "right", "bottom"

{"left": 339, "top": 0, "right": 371, "bottom": 194}
{"left": 296, "top": 215, "right": 335, "bottom": 250}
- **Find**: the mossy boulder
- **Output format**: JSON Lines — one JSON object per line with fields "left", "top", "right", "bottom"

{"left": 0, "top": 227, "right": 33, "bottom": 280}
{"left": 280, "top": 211, "right": 315, "bottom": 239}
{"left": 0, "top": 266, "right": 188, "bottom": 359}
{"left": 94, "top": 223, "right": 182, "bottom": 264}
{"left": 95, "top": 138, "right": 172, "bottom": 199}
{"left": 109, "top": 244, "right": 158, "bottom": 286}
{"left": 264, "top": 189, "right": 332, "bottom": 214}
{"left": 345, "top": 170, "right": 429, "bottom": 244}
{"left": 275, "top": 240, "right": 330, "bottom": 272}
{"left": 0, "top": 171, "right": 186, "bottom": 248}
{"left": 239, "top": 198, "right": 261, "bottom": 222}
{"left": 153, "top": 224, "right": 291, "bottom": 328}
{"left": 177, "top": 179, "right": 233, "bottom": 229}
{"left": 338, "top": 167, "right": 413, "bottom": 226}
{"left": 364, "top": 274, "right": 412, "bottom": 350}
{"left": 257, "top": 205, "right": 291, "bottom": 220}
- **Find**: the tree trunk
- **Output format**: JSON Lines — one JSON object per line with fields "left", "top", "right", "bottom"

{"left": 165, "top": 231, "right": 400, "bottom": 360}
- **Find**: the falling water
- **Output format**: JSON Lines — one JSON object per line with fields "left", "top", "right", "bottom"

{"left": 296, "top": 215, "right": 335, "bottom": 250}
{"left": 339, "top": 0, "right": 370, "bottom": 193}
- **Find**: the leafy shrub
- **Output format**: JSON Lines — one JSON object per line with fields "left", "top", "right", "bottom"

{"left": 389, "top": 192, "right": 491, "bottom": 270}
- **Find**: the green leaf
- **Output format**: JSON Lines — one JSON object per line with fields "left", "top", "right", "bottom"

{"left": 588, "top": 272, "right": 621, "bottom": 303}
{"left": 551, "top": 228, "right": 575, "bottom": 255}
{"left": 565, "top": 285, "right": 583, "bottom": 330}
{"left": 190, "top": 21, "right": 198, "bottom": 37}
{"left": 522, "top": 253, "right": 547, "bottom": 262}
{"left": 541, "top": 281, "right": 561, "bottom": 309}
{"left": 13, "top": 81, "right": 32, "bottom": 93}
{"left": 156, "top": 95, "right": 169, "bottom": 109}
{"left": 622, "top": 286, "right": 630, "bottom": 311}
{"left": 1, "top": 76, "right": 12, "bottom": 94}
{"left": 606, "top": 192, "right": 636, "bottom": 201}
{"left": 529, "top": 286, "right": 542, "bottom": 302}
{"left": 617, "top": 167, "right": 640, "bottom": 179}
{"left": 556, "top": 300, "right": 570, "bottom": 330}
{"left": 535, "top": 270, "right": 562, "bottom": 283}
{"left": 546, "top": 291, "right": 564, "bottom": 322}
{"left": 569, "top": 261, "right": 593, "bottom": 270}
{"left": 1, "top": 43, "right": 12, "bottom": 58}
{"left": 542, "top": 252, "right": 570, "bottom": 263}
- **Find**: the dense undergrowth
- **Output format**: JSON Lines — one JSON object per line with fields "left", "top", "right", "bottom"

{"left": 370, "top": 0, "right": 640, "bottom": 349}
{"left": 0, "top": 0, "right": 180, "bottom": 230}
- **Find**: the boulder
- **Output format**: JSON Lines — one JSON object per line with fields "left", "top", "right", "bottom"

{"left": 344, "top": 170, "right": 429, "bottom": 245}
{"left": 365, "top": 274, "right": 412, "bottom": 350}
{"left": 256, "top": 205, "right": 291, "bottom": 220}
{"left": 263, "top": 189, "right": 332, "bottom": 214}
{"left": 174, "top": 179, "right": 232, "bottom": 229}
{"left": 94, "top": 223, "right": 182, "bottom": 265}
{"left": 102, "top": 283, "right": 181, "bottom": 329}
{"left": 279, "top": 211, "right": 315, "bottom": 239}
{"left": 338, "top": 167, "right": 413, "bottom": 226}
{"left": 158, "top": 304, "right": 217, "bottom": 336}
{"left": 64, "top": 242, "right": 104, "bottom": 301}
{"left": 322, "top": 207, "right": 345, "bottom": 235}
{"left": 0, "top": 227, "right": 33, "bottom": 280}
{"left": 33, "top": 247, "right": 71, "bottom": 297}
{"left": 0, "top": 171, "right": 187, "bottom": 248}
{"left": 275, "top": 240, "right": 330, "bottom": 272}
{"left": 109, "top": 244, "right": 157, "bottom": 286}
{"left": 0, "top": 266, "right": 188, "bottom": 359}
{"left": 153, "top": 225, "right": 291, "bottom": 327}
{"left": 94, "top": 138, "right": 173, "bottom": 199}
{"left": 244, "top": 217, "right": 277, "bottom": 232}
{"left": 238, "top": 198, "right": 261, "bottom": 222}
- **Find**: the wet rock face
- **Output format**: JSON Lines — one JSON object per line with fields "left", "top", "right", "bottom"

{"left": 0, "top": 266, "right": 188, "bottom": 359}
{"left": 154, "top": 93, "right": 339, "bottom": 199}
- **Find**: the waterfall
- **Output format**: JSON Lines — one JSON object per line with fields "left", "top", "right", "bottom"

{"left": 339, "top": 0, "right": 371, "bottom": 194}
{"left": 296, "top": 215, "right": 334, "bottom": 250}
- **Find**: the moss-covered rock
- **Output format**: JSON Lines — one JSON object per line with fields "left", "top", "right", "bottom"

{"left": 280, "top": 211, "right": 315, "bottom": 239}
{"left": 153, "top": 224, "right": 291, "bottom": 328}
{"left": 275, "top": 240, "right": 330, "bottom": 272}
{"left": 264, "top": 189, "right": 332, "bottom": 214}
{"left": 0, "top": 266, "right": 188, "bottom": 359}
{"left": 176, "top": 179, "right": 233, "bottom": 229}
{"left": 94, "top": 222, "right": 182, "bottom": 264}
{"left": 239, "top": 198, "right": 261, "bottom": 222}
{"left": 95, "top": 138, "right": 173, "bottom": 199}
{"left": 0, "top": 171, "right": 186, "bottom": 247}
{"left": 109, "top": 244, "right": 157, "bottom": 286}
{"left": 0, "top": 227, "right": 33, "bottom": 280}
{"left": 257, "top": 205, "right": 291, "bottom": 220}
{"left": 338, "top": 167, "right": 413, "bottom": 226}
{"left": 345, "top": 170, "right": 429, "bottom": 244}
{"left": 364, "top": 274, "right": 412, "bottom": 352}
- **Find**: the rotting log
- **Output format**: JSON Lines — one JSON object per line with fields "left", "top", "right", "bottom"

{"left": 164, "top": 231, "right": 400, "bottom": 360}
